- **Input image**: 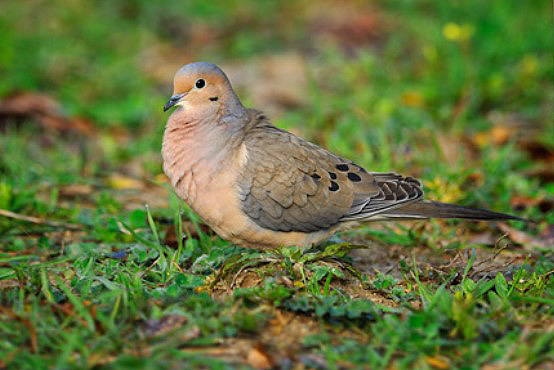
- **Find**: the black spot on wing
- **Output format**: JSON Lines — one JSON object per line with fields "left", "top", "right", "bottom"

{"left": 329, "top": 181, "right": 339, "bottom": 191}
{"left": 336, "top": 164, "right": 349, "bottom": 171}
{"left": 347, "top": 172, "right": 361, "bottom": 182}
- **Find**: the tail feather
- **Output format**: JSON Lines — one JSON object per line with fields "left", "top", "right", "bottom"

{"left": 383, "top": 201, "right": 527, "bottom": 222}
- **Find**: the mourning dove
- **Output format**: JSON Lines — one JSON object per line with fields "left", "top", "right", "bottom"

{"left": 162, "top": 62, "right": 522, "bottom": 249}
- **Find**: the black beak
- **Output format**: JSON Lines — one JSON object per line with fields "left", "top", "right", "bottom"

{"left": 163, "top": 93, "right": 186, "bottom": 112}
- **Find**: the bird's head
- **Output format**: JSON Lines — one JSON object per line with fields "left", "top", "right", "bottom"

{"left": 163, "top": 62, "right": 240, "bottom": 115}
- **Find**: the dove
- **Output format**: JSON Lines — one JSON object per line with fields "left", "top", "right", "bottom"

{"left": 162, "top": 62, "right": 523, "bottom": 249}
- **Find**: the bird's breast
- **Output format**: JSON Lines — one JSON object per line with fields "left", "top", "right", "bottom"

{"left": 162, "top": 132, "right": 248, "bottom": 228}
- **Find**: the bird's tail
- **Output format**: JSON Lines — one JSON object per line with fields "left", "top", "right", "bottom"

{"left": 381, "top": 201, "right": 526, "bottom": 222}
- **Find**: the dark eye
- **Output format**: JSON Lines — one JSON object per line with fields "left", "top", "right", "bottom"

{"left": 195, "top": 79, "right": 205, "bottom": 89}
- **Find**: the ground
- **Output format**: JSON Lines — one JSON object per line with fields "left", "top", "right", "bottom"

{"left": 0, "top": 0, "right": 553, "bottom": 369}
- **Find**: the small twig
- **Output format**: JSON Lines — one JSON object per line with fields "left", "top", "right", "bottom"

{"left": 0, "top": 208, "right": 82, "bottom": 230}
{"left": 230, "top": 257, "right": 276, "bottom": 288}
{"left": 443, "top": 251, "right": 463, "bottom": 268}
{"left": 384, "top": 260, "right": 401, "bottom": 275}
{"left": 115, "top": 220, "right": 132, "bottom": 235}
{"left": 468, "top": 234, "right": 511, "bottom": 279}
{"left": 543, "top": 269, "right": 554, "bottom": 278}
{"left": 171, "top": 260, "right": 184, "bottom": 274}
{"left": 60, "top": 230, "right": 69, "bottom": 256}
{"left": 139, "top": 258, "right": 160, "bottom": 279}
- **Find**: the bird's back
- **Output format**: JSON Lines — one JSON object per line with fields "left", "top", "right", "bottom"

{"left": 237, "top": 110, "right": 424, "bottom": 235}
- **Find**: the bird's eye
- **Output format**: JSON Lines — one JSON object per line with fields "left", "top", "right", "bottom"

{"left": 195, "top": 79, "right": 206, "bottom": 89}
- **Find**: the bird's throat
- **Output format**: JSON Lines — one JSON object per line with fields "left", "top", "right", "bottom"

{"left": 162, "top": 111, "right": 243, "bottom": 201}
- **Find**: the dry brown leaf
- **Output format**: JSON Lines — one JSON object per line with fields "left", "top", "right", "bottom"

{"left": 154, "top": 173, "right": 169, "bottom": 184}
{"left": 511, "top": 195, "right": 554, "bottom": 213}
{"left": 141, "top": 314, "right": 188, "bottom": 338}
{"left": 490, "top": 124, "right": 517, "bottom": 145}
{"left": 524, "top": 165, "right": 554, "bottom": 185}
{"left": 247, "top": 344, "right": 273, "bottom": 369}
{"left": 106, "top": 174, "right": 145, "bottom": 190}
{"left": 426, "top": 355, "right": 450, "bottom": 369}
{"left": 511, "top": 195, "right": 539, "bottom": 210}
{"left": 59, "top": 184, "right": 93, "bottom": 197}
{"left": 401, "top": 90, "right": 425, "bottom": 107}
{"left": 472, "top": 124, "right": 518, "bottom": 148}
{"left": 0, "top": 91, "right": 95, "bottom": 136}
{"left": 518, "top": 140, "right": 554, "bottom": 162}
{"left": 466, "top": 172, "right": 484, "bottom": 186}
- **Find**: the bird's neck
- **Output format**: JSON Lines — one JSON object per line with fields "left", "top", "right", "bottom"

{"left": 162, "top": 109, "right": 245, "bottom": 194}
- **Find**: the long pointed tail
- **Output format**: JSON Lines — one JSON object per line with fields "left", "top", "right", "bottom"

{"left": 384, "top": 201, "right": 527, "bottom": 222}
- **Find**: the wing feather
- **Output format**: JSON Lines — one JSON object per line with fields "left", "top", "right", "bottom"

{"left": 238, "top": 111, "right": 425, "bottom": 231}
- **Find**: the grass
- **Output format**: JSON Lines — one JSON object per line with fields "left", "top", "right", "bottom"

{"left": 0, "top": 0, "right": 553, "bottom": 368}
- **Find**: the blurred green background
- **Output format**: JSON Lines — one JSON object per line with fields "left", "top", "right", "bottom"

{"left": 1, "top": 0, "right": 551, "bottom": 130}
{"left": 0, "top": 1, "right": 553, "bottom": 368}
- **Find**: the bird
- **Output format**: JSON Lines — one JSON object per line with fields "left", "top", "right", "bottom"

{"left": 161, "top": 62, "right": 523, "bottom": 249}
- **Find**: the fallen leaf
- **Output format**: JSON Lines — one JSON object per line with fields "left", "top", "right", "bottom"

{"left": 524, "top": 165, "right": 554, "bottom": 185}
{"left": 472, "top": 124, "right": 518, "bottom": 148}
{"left": 107, "top": 174, "right": 144, "bottom": 190}
{"left": 154, "top": 173, "right": 169, "bottom": 184}
{"left": 490, "top": 124, "right": 516, "bottom": 145}
{"left": 510, "top": 195, "right": 537, "bottom": 210}
{"left": 141, "top": 314, "right": 188, "bottom": 338}
{"left": 511, "top": 195, "right": 554, "bottom": 213}
{"left": 518, "top": 140, "right": 554, "bottom": 162}
{"left": 426, "top": 355, "right": 450, "bottom": 369}
{"left": 247, "top": 344, "right": 273, "bottom": 369}
{"left": 0, "top": 91, "right": 95, "bottom": 136}
{"left": 538, "top": 199, "right": 554, "bottom": 213}
{"left": 59, "top": 184, "right": 93, "bottom": 197}
{"left": 466, "top": 172, "right": 484, "bottom": 186}
{"left": 401, "top": 90, "right": 424, "bottom": 107}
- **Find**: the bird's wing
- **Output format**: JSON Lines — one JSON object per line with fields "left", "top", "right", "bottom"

{"left": 237, "top": 116, "right": 424, "bottom": 233}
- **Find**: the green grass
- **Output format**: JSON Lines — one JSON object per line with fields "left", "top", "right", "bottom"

{"left": 1, "top": 0, "right": 553, "bottom": 368}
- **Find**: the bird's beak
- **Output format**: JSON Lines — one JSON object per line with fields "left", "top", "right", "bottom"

{"left": 163, "top": 93, "right": 186, "bottom": 112}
